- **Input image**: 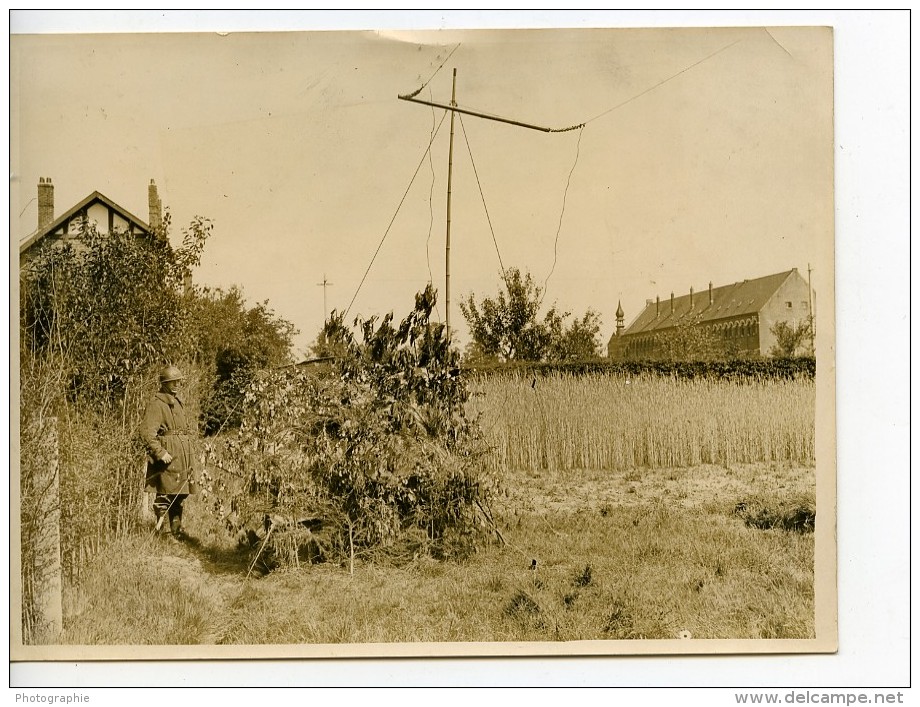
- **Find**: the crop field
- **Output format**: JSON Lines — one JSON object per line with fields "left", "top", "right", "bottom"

{"left": 468, "top": 372, "right": 815, "bottom": 472}
{"left": 60, "top": 373, "right": 817, "bottom": 645}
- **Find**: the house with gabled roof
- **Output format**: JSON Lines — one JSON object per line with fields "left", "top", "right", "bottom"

{"left": 19, "top": 177, "right": 163, "bottom": 269}
{"left": 607, "top": 268, "right": 815, "bottom": 360}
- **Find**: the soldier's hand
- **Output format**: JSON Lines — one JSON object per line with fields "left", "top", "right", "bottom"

{"left": 161, "top": 452, "right": 173, "bottom": 465}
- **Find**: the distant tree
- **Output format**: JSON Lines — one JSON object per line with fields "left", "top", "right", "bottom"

{"left": 658, "top": 314, "right": 722, "bottom": 362}
{"left": 459, "top": 268, "right": 549, "bottom": 361}
{"left": 769, "top": 318, "right": 814, "bottom": 358}
{"left": 308, "top": 318, "right": 351, "bottom": 360}
{"left": 459, "top": 267, "right": 602, "bottom": 362}
{"left": 185, "top": 285, "right": 296, "bottom": 369}
{"left": 545, "top": 309, "right": 604, "bottom": 361}
{"left": 461, "top": 339, "right": 501, "bottom": 367}
{"left": 184, "top": 285, "right": 297, "bottom": 434}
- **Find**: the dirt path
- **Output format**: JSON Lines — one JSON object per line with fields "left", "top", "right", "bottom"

{"left": 152, "top": 538, "right": 250, "bottom": 644}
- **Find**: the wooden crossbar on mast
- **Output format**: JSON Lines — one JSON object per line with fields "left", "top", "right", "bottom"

{"left": 400, "top": 95, "right": 556, "bottom": 133}
{"left": 400, "top": 69, "right": 580, "bottom": 344}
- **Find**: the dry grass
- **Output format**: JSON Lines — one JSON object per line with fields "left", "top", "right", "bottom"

{"left": 60, "top": 460, "right": 814, "bottom": 645}
{"left": 61, "top": 533, "right": 237, "bottom": 645}
{"left": 215, "top": 472, "right": 814, "bottom": 643}
{"left": 468, "top": 373, "right": 815, "bottom": 472}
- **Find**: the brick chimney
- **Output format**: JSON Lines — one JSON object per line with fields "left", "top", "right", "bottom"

{"left": 670, "top": 292, "right": 675, "bottom": 313}
{"left": 709, "top": 281, "right": 713, "bottom": 306}
{"left": 690, "top": 286, "right": 695, "bottom": 310}
{"left": 148, "top": 179, "right": 162, "bottom": 230}
{"left": 656, "top": 295, "right": 660, "bottom": 318}
{"left": 38, "top": 177, "right": 54, "bottom": 229}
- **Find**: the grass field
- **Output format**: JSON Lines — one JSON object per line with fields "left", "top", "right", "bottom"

{"left": 62, "top": 460, "right": 815, "bottom": 644}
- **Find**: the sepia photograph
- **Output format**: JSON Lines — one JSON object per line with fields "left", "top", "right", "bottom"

{"left": 12, "top": 11, "right": 852, "bottom": 674}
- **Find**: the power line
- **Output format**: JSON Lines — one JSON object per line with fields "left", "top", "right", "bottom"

{"left": 585, "top": 38, "right": 743, "bottom": 125}
{"left": 541, "top": 125, "right": 584, "bottom": 306}
{"left": 344, "top": 109, "right": 449, "bottom": 319}
{"left": 405, "top": 45, "right": 461, "bottom": 323}
{"left": 399, "top": 67, "right": 592, "bottom": 335}
{"left": 402, "top": 43, "right": 462, "bottom": 99}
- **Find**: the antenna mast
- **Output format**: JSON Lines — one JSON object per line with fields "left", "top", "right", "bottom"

{"left": 399, "top": 69, "right": 581, "bottom": 344}
{"left": 445, "top": 69, "right": 457, "bottom": 341}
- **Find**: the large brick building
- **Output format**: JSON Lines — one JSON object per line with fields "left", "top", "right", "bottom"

{"left": 607, "top": 268, "right": 814, "bottom": 360}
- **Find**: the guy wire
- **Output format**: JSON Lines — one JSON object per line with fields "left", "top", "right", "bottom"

{"left": 345, "top": 109, "right": 449, "bottom": 319}
{"left": 458, "top": 113, "right": 509, "bottom": 291}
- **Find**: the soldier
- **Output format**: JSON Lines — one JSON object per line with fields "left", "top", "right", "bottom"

{"left": 139, "top": 365, "right": 198, "bottom": 541}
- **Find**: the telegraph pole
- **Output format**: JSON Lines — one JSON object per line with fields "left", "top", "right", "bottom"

{"left": 317, "top": 274, "right": 333, "bottom": 321}
{"left": 807, "top": 263, "right": 815, "bottom": 351}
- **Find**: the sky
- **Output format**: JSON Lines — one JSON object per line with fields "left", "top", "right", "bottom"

{"left": 6, "top": 7, "right": 912, "bottom": 695}
{"left": 11, "top": 15, "right": 833, "bottom": 357}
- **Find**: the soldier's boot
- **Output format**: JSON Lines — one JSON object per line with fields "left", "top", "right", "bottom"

{"left": 170, "top": 515, "right": 185, "bottom": 540}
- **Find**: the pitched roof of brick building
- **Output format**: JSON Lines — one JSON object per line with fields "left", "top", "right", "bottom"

{"left": 621, "top": 269, "right": 799, "bottom": 336}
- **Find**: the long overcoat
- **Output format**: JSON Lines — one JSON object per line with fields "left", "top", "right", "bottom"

{"left": 139, "top": 392, "right": 198, "bottom": 495}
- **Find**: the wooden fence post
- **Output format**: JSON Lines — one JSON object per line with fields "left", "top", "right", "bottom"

{"left": 22, "top": 415, "right": 63, "bottom": 643}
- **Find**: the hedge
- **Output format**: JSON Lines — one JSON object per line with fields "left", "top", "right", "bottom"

{"left": 461, "top": 357, "right": 816, "bottom": 381}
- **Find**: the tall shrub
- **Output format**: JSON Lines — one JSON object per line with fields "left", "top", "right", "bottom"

{"left": 20, "top": 212, "right": 209, "bottom": 405}
{"left": 18, "top": 213, "right": 211, "bottom": 579}
{"left": 204, "top": 286, "right": 497, "bottom": 566}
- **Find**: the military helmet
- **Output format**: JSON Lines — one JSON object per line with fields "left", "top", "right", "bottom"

{"left": 158, "top": 365, "right": 185, "bottom": 384}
